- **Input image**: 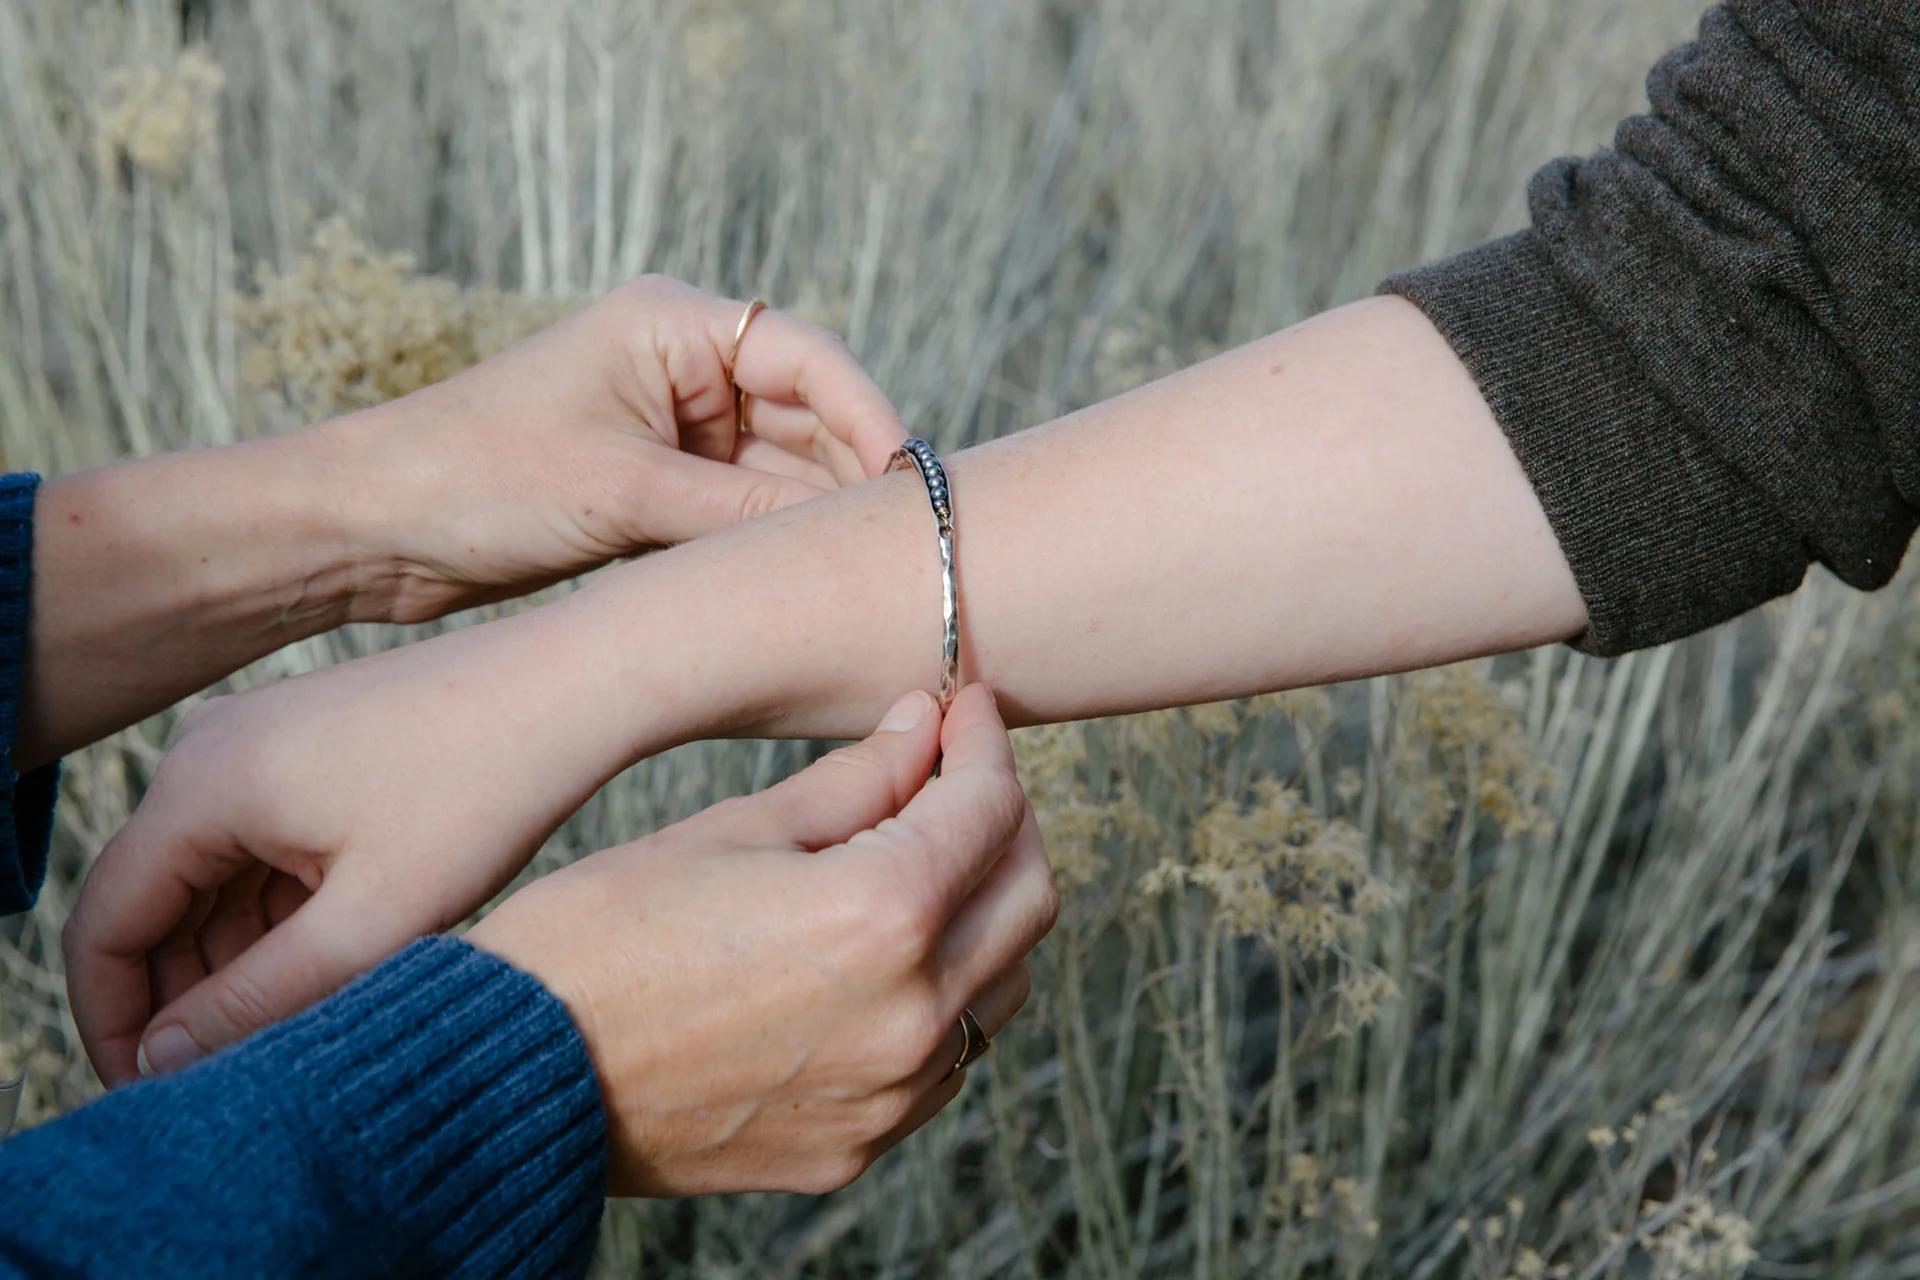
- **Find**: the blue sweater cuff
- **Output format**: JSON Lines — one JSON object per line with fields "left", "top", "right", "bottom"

{"left": 0, "top": 936, "right": 607, "bottom": 1277}
{"left": 245, "top": 936, "right": 609, "bottom": 1277}
{"left": 0, "top": 473, "right": 59, "bottom": 915}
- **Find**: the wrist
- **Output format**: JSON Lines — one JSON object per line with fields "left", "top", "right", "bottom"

{"left": 15, "top": 432, "right": 381, "bottom": 763}
{"left": 563, "top": 477, "right": 930, "bottom": 752}
{"left": 299, "top": 399, "right": 465, "bottom": 626}
{"left": 42, "top": 432, "right": 376, "bottom": 637}
{"left": 237, "top": 423, "right": 396, "bottom": 631}
{"left": 540, "top": 563, "right": 753, "bottom": 762}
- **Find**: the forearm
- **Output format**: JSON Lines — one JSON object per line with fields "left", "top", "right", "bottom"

{"left": 550, "top": 296, "right": 1586, "bottom": 753}
{"left": 17, "top": 271, "right": 916, "bottom": 771}
{"left": 58, "top": 296, "right": 1584, "bottom": 1084}
{"left": 16, "top": 418, "right": 400, "bottom": 770}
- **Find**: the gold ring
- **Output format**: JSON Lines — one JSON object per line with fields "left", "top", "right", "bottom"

{"left": 944, "top": 1006, "right": 991, "bottom": 1082}
{"left": 728, "top": 297, "right": 768, "bottom": 436}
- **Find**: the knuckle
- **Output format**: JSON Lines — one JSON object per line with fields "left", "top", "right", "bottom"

{"left": 603, "top": 275, "right": 685, "bottom": 329}
{"left": 206, "top": 970, "right": 278, "bottom": 1040}
{"left": 789, "top": 313, "right": 852, "bottom": 358}
{"left": 887, "top": 989, "right": 951, "bottom": 1074}
{"left": 866, "top": 907, "right": 930, "bottom": 970}
{"left": 825, "top": 864, "right": 882, "bottom": 917}
{"left": 810, "top": 742, "right": 900, "bottom": 807}
{"left": 620, "top": 273, "right": 675, "bottom": 303}
{"left": 815, "top": 326, "right": 856, "bottom": 363}
{"left": 861, "top": 1087, "right": 916, "bottom": 1138}
{"left": 1033, "top": 869, "right": 1064, "bottom": 939}
{"left": 831, "top": 870, "right": 899, "bottom": 937}
{"left": 840, "top": 858, "right": 936, "bottom": 948}
{"left": 61, "top": 846, "right": 122, "bottom": 963}
{"left": 1008, "top": 962, "right": 1035, "bottom": 1017}
{"left": 877, "top": 882, "right": 944, "bottom": 955}
{"left": 959, "top": 764, "right": 1030, "bottom": 846}
{"left": 818, "top": 740, "right": 884, "bottom": 779}
{"left": 798, "top": 1151, "right": 869, "bottom": 1197}
{"left": 730, "top": 477, "right": 794, "bottom": 526}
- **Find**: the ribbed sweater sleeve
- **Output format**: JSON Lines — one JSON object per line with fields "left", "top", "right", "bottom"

{"left": 0, "top": 474, "right": 58, "bottom": 911}
{"left": 1383, "top": 2, "right": 1920, "bottom": 654}
{"left": 0, "top": 938, "right": 607, "bottom": 1278}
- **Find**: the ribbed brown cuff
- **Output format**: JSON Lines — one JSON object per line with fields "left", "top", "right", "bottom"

{"left": 1383, "top": 232, "right": 1808, "bottom": 656}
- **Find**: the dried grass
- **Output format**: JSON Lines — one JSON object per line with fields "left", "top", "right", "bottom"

{"left": 3, "top": 2, "right": 1915, "bottom": 1276}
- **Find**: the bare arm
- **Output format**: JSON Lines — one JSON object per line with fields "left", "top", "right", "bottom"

{"left": 563, "top": 295, "right": 1585, "bottom": 754}
{"left": 17, "top": 435, "right": 377, "bottom": 772}
{"left": 13, "top": 278, "right": 907, "bottom": 771}
{"left": 569, "top": 0, "right": 1920, "bottom": 739}
{"left": 70, "top": 296, "right": 1584, "bottom": 1079}
{"left": 79, "top": 0, "right": 1920, "bottom": 1079}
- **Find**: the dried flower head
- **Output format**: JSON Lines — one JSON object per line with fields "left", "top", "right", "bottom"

{"left": 1138, "top": 778, "right": 1395, "bottom": 958}
{"left": 1645, "top": 1195, "right": 1758, "bottom": 1279}
{"left": 1386, "top": 662, "right": 1553, "bottom": 858}
{"left": 96, "top": 48, "right": 224, "bottom": 182}
{"left": 1333, "top": 966, "right": 1401, "bottom": 1034}
{"left": 1014, "top": 721, "right": 1106, "bottom": 890}
{"left": 237, "top": 220, "right": 578, "bottom": 419}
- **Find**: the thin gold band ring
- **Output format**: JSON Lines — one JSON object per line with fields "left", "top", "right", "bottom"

{"left": 728, "top": 296, "right": 768, "bottom": 436}
{"left": 944, "top": 1006, "right": 991, "bottom": 1082}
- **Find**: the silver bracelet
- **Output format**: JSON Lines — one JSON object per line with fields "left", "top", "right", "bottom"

{"left": 887, "top": 438, "right": 959, "bottom": 707}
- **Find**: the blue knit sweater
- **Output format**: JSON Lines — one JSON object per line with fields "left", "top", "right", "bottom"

{"left": 0, "top": 474, "right": 607, "bottom": 1277}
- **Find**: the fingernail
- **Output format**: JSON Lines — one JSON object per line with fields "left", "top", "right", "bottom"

{"left": 138, "top": 1025, "right": 204, "bottom": 1076}
{"left": 879, "top": 690, "right": 934, "bottom": 733}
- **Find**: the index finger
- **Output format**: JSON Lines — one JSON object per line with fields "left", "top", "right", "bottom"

{"left": 728, "top": 307, "right": 908, "bottom": 477}
{"left": 63, "top": 799, "right": 250, "bottom": 1085}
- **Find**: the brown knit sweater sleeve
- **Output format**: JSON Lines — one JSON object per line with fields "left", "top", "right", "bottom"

{"left": 1382, "top": 1, "right": 1920, "bottom": 655}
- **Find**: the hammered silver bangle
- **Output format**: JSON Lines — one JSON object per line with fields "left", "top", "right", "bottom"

{"left": 887, "top": 437, "right": 959, "bottom": 708}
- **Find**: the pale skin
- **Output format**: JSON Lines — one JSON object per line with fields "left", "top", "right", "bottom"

{"left": 474, "top": 684, "right": 1057, "bottom": 1197}
{"left": 30, "top": 274, "right": 1066, "bottom": 1199}
{"left": 17, "top": 274, "right": 909, "bottom": 770}
{"left": 65, "top": 292, "right": 1588, "bottom": 1101}
{"left": 608, "top": 294, "right": 1588, "bottom": 742}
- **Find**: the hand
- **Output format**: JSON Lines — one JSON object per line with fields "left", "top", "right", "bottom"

{"left": 326, "top": 274, "right": 907, "bottom": 623}
{"left": 469, "top": 686, "right": 1059, "bottom": 1195}
{"left": 10, "top": 275, "right": 904, "bottom": 770}
{"left": 61, "top": 595, "right": 637, "bottom": 1085}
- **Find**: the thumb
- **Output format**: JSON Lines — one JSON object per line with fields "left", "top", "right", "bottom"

{"left": 642, "top": 447, "right": 825, "bottom": 544}
{"left": 700, "top": 690, "right": 943, "bottom": 853}
{"left": 839, "top": 685, "right": 1031, "bottom": 915}
{"left": 136, "top": 883, "right": 394, "bottom": 1076}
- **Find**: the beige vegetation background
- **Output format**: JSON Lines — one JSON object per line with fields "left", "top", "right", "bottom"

{"left": 1, "top": 1, "right": 1916, "bottom": 1276}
